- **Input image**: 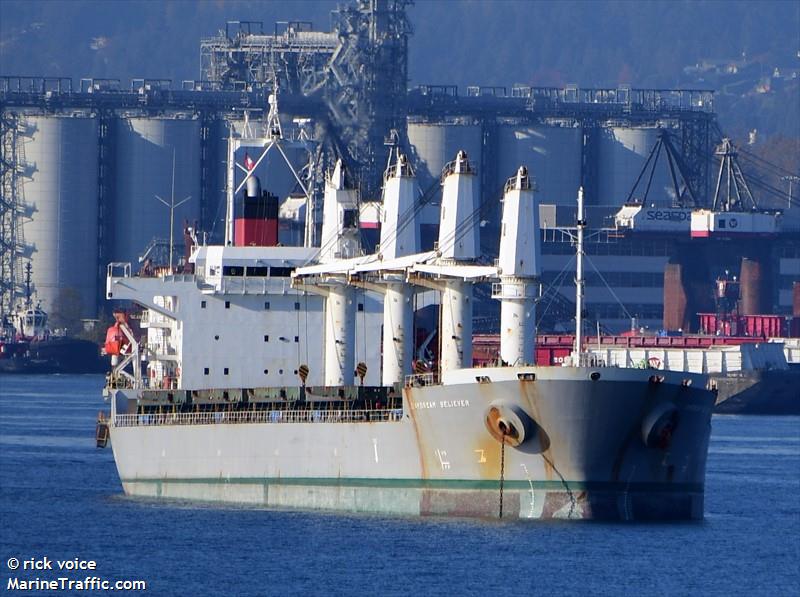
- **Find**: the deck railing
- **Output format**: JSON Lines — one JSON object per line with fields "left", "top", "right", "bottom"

{"left": 404, "top": 372, "right": 439, "bottom": 387}
{"left": 114, "top": 408, "right": 403, "bottom": 428}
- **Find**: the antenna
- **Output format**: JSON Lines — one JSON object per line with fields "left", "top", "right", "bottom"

{"left": 782, "top": 175, "right": 800, "bottom": 209}
{"left": 574, "top": 186, "right": 586, "bottom": 363}
{"left": 155, "top": 149, "right": 191, "bottom": 271}
{"left": 24, "top": 262, "right": 32, "bottom": 308}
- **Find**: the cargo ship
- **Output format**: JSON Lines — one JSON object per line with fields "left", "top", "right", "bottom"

{"left": 98, "top": 117, "right": 716, "bottom": 520}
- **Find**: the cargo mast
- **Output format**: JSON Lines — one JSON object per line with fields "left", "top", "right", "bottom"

{"left": 574, "top": 186, "right": 586, "bottom": 362}
{"left": 378, "top": 152, "right": 418, "bottom": 385}
{"left": 494, "top": 167, "right": 540, "bottom": 366}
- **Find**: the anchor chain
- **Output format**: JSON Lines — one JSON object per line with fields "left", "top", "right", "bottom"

{"left": 499, "top": 429, "right": 506, "bottom": 518}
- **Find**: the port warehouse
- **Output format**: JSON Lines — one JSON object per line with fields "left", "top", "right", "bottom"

{"left": 1, "top": 76, "right": 798, "bottom": 333}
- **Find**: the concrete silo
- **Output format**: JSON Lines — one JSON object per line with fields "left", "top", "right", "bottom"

{"left": 495, "top": 125, "right": 583, "bottom": 206}
{"left": 407, "top": 122, "right": 483, "bottom": 193}
{"left": 407, "top": 122, "right": 484, "bottom": 250}
{"left": 21, "top": 113, "right": 99, "bottom": 318}
{"left": 112, "top": 116, "right": 201, "bottom": 266}
{"left": 597, "top": 126, "right": 675, "bottom": 207}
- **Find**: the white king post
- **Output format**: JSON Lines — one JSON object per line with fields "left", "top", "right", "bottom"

{"left": 318, "top": 160, "right": 360, "bottom": 386}
{"left": 436, "top": 151, "right": 479, "bottom": 375}
{"left": 378, "top": 152, "right": 419, "bottom": 385}
{"left": 495, "top": 166, "right": 540, "bottom": 365}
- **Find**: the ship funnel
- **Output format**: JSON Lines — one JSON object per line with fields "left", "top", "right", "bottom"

{"left": 234, "top": 187, "right": 279, "bottom": 246}
{"left": 438, "top": 150, "right": 479, "bottom": 261}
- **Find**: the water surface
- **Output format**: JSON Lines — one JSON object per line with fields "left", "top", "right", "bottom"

{"left": 1, "top": 375, "right": 798, "bottom": 596}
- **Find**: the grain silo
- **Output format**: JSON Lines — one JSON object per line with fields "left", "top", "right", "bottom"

{"left": 407, "top": 122, "right": 483, "bottom": 193}
{"left": 112, "top": 115, "right": 201, "bottom": 265}
{"left": 597, "top": 126, "right": 675, "bottom": 207}
{"left": 407, "top": 122, "right": 484, "bottom": 249}
{"left": 495, "top": 124, "right": 583, "bottom": 205}
{"left": 21, "top": 113, "right": 99, "bottom": 318}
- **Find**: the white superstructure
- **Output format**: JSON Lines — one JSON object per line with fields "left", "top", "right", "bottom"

{"left": 107, "top": 244, "right": 384, "bottom": 390}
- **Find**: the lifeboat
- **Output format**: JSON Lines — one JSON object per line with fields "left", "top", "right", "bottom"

{"left": 103, "top": 312, "right": 131, "bottom": 356}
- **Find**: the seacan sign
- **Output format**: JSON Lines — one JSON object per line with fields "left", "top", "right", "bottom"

{"left": 634, "top": 208, "right": 693, "bottom": 231}
{"left": 644, "top": 209, "right": 691, "bottom": 222}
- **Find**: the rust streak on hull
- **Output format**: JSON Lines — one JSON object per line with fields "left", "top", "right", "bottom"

{"left": 403, "top": 386, "right": 429, "bottom": 480}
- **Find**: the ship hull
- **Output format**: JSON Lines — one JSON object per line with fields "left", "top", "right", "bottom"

{"left": 713, "top": 369, "right": 800, "bottom": 415}
{"left": 0, "top": 337, "right": 105, "bottom": 374}
{"left": 118, "top": 478, "right": 703, "bottom": 521}
{"left": 108, "top": 366, "right": 715, "bottom": 520}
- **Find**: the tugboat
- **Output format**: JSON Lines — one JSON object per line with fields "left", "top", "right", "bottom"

{"left": 0, "top": 265, "right": 105, "bottom": 374}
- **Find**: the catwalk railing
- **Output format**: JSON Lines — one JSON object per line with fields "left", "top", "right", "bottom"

{"left": 114, "top": 408, "right": 403, "bottom": 427}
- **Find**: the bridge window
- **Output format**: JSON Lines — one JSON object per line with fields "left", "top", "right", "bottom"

{"left": 343, "top": 208, "right": 358, "bottom": 229}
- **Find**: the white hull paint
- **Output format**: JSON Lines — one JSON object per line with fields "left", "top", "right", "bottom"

{"left": 110, "top": 366, "right": 715, "bottom": 520}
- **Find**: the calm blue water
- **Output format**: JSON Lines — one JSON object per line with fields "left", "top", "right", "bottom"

{"left": 1, "top": 375, "right": 798, "bottom": 596}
